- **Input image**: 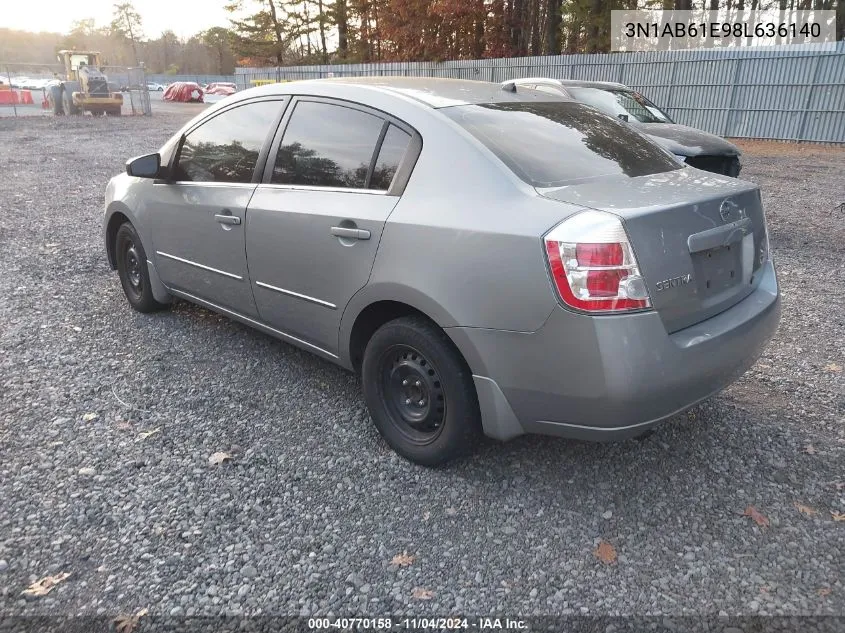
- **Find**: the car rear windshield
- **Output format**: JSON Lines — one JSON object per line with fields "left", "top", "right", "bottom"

{"left": 442, "top": 101, "right": 680, "bottom": 188}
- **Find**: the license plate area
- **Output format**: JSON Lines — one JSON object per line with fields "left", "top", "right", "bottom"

{"left": 691, "top": 233, "right": 753, "bottom": 299}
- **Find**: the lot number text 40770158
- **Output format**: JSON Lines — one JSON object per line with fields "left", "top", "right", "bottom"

{"left": 307, "top": 617, "right": 528, "bottom": 630}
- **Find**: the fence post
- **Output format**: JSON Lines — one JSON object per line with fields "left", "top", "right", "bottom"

{"left": 665, "top": 59, "right": 678, "bottom": 120}
{"left": 796, "top": 55, "right": 822, "bottom": 142}
{"left": 723, "top": 57, "right": 743, "bottom": 137}
{"left": 5, "top": 65, "right": 17, "bottom": 117}
{"left": 142, "top": 67, "right": 151, "bottom": 116}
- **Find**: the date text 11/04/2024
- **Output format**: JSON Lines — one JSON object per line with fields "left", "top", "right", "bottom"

{"left": 624, "top": 21, "right": 822, "bottom": 39}
{"left": 307, "top": 617, "right": 528, "bottom": 630}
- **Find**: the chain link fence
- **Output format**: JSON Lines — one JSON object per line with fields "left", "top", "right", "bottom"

{"left": 236, "top": 41, "right": 845, "bottom": 143}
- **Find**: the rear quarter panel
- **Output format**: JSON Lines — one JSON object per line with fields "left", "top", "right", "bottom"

{"left": 340, "top": 102, "right": 590, "bottom": 365}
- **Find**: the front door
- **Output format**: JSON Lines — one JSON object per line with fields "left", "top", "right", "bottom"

{"left": 148, "top": 99, "right": 286, "bottom": 316}
{"left": 246, "top": 98, "right": 416, "bottom": 355}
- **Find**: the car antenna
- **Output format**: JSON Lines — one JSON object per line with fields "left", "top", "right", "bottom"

{"left": 501, "top": 81, "right": 517, "bottom": 93}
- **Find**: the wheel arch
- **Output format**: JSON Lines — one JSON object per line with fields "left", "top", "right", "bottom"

{"left": 104, "top": 208, "right": 132, "bottom": 269}
{"left": 340, "top": 285, "right": 483, "bottom": 378}
{"left": 347, "top": 300, "right": 433, "bottom": 374}
{"left": 339, "top": 297, "right": 525, "bottom": 441}
{"left": 106, "top": 206, "right": 172, "bottom": 305}
{"left": 104, "top": 203, "right": 150, "bottom": 270}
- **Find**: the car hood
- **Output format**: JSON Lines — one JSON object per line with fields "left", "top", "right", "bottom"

{"left": 630, "top": 122, "right": 741, "bottom": 157}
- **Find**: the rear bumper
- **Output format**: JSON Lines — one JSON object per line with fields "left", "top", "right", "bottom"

{"left": 448, "top": 261, "right": 780, "bottom": 441}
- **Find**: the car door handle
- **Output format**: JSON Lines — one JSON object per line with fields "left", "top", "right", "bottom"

{"left": 330, "top": 226, "right": 370, "bottom": 240}
{"left": 215, "top": 213, "right": 241, "bottom": 226}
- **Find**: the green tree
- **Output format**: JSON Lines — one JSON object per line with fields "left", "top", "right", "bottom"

{"left": 202, "top": 27, "right": 236, "bottom": 73}
{"left": 226, "top": 0, "right": 290, "bottom": 65}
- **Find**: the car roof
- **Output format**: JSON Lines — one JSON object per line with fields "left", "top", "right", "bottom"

{"left": 244, "top": 76, "right": 572, "bottom": 109}
{"left": 507, "top": 77, "right": 629, "bottom": 91}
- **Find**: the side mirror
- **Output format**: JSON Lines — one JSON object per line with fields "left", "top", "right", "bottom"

{"left": 618, "top": 114, "right": 629, "bottom": 122}
{"left": 126, "top": 153, "right": 160, "bottom": 178}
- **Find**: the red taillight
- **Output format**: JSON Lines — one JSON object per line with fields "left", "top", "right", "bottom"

{"left": 544, "top": 211, "right": 651, "bottom": 313}
{"left": 586, "top": 269, "right": 626, "bottom": 297}
{"left": 576, "top": 242, "right": 623, "bottom": 267}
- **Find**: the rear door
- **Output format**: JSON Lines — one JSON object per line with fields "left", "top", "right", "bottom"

{"left": 245, "top": 97, "right": 418, "bottom": 356}
{"left": 148, "top": 98, "right": 287, "bottom": 316}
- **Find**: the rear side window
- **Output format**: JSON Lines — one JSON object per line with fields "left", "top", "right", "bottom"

{"left": 370, "top": 124, "right": 411, "bottom": 191}
{"left": 443, "top": 102, "right": 680, "bottom": 188}
{"left": 272, "top": 101, "right": 385, "bottom": 189}
{"left": 174, "top": 100, "right": 282, "bottom": 183}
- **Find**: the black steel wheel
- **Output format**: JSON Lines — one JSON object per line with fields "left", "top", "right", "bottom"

{"left": 378, "top": 344, "right": 446, "bottom": 444}
{"left": 115, "top": 222, "right": 167, "bottom": 313}
{"left": 362, "top": 315, "right": 482, "bottom": 465}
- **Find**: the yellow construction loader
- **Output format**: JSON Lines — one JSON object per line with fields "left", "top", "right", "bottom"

{"left": 46, "top": 50, "right": 123, "bottom": 116}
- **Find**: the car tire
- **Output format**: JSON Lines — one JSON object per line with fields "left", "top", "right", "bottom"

{"left": 362, "top": 315, "right": 482, "bottom": 466}
{"left": 62, "top": 89, "right": 79, "bottom": 115}
{"left": 49, "top": 85, "right": 64, "bottom": 115}
{"left": 115, "top": 222, "right": 167, "bottom": 314}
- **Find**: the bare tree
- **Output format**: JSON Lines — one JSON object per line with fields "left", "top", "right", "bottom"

{"left": 110, "top": 2, "right": 143, "bottom": 65}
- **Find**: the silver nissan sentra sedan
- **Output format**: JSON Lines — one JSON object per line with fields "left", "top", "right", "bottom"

{"left": 103, "top": 77, "right": 780, "bottom": 465}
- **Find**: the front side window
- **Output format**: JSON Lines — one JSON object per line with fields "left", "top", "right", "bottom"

{"left": 272, "top": 101, "right": 385, "bottom": 189}
{"left": 174, "top": 100, "right": 283, "bottom": 183}
{"left": 567, "top": 88, "right": 673, "bottom": 124}
{"left": 443, "top": 101, "right": 680, "bottom": 188}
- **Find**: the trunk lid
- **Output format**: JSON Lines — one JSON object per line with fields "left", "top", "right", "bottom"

{"left": 540, "top": 168, "right": 768, "bottom": 333}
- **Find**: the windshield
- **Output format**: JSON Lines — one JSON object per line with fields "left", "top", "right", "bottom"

{"left": 443, "top": 101, "right": 680, "bottom": 188}
{"left": 68, "top": 54, "right": 97, "bottom": 71}
{"left": 567, "top": 88, "right": 673, "bottom": 124}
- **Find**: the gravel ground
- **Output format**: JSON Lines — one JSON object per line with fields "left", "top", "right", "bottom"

{"left": 0, "top": 111, "right": 843, "bottom": 624}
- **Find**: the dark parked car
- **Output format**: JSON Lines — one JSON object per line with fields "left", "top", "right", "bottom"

{"left": 505, "top": 78, "right": 742, "bottom": 177}
{"left": 104, "top": 77, "right": 778, "bottom": 464}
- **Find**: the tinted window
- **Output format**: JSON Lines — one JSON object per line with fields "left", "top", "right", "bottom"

{"left": 370, "top": 124, "right": 411, "bottom": 190}
{"left": 273, "top": 101, "right": 384, "bottom": 188}
{"left": 443, "top": 101, "right": 680, "bottom": 187}
{"left": 567, "top": 88, "right": 673, "bottom": 124}
{"left": 534, "top": 85, "right": 566, "bottom": 96}
{"left": 174, "top": 101, "right": 282, "bottom": 183}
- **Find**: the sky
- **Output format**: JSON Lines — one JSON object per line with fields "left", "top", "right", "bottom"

{"left": 3, "top": 0, "right": 233, "bottom": 39}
